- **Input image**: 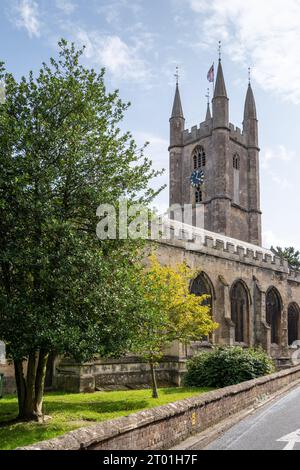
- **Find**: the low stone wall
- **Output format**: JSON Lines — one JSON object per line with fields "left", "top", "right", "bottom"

{"left": 21, "top": 365, "right": 300, "bottom": 451}
{"left": 0, "top": 362, "right": 16, "bottom": 395}
{"left": 55, "top": 356, "right": 192, "bottom": 392}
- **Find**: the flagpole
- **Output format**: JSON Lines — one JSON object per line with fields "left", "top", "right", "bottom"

{"left": 213, "top": 61, "right": 215, "bottom": 95}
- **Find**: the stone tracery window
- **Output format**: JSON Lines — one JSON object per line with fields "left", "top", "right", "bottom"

{"left": 288, "top": 303, "right": 299, "bottom": 346}
{"left": 190, "top": 272, "right": 212, "bottom": 308}
{"left": 231, "top": 281, "right": 249, "bottom": 343}
{"left": 193, "top": 146, "right": 206, "bottom": 169}
{"left": 266, "top": 288, "right": 282, "bottom": 345}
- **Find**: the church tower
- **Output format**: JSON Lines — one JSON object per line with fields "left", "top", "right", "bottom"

{"left": 168, "top": 60, "right": 262, "bottom": 246}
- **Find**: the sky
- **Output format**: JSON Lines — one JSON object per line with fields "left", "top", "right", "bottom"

{"left": 0, "top": 0, "right": 300, "bottom": 250}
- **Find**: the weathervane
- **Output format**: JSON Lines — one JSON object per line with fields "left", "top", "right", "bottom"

{"left": 248, "top": 66, "right": 251, "bottom": 84}
{"left": 174, "top": 66, "right": 179, "bottom": 85}
{"left": 218, "top": 41, "right": 222, "bottom": 61}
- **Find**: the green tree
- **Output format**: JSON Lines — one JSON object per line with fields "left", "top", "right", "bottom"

{"left": 0, "top": 40, "right": 163, "bottom": 421}
{"left": 271, "top": 246, "right": 300, "bottom": 270}
{"left": 132, "top": 256, "right": 218, "bottom": 398}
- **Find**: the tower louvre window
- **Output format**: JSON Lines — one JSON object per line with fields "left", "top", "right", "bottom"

{"left": 195, "top": 190, "right": 203, "bottom": 203}
{"left": 193, "top": 146, "right": 206, "bottom": 169}
{"left": 233, "top": 154, "right": 240, "bottom": 170}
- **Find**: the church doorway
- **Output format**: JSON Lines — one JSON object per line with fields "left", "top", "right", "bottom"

{"left": 230, "top": 281, "right": 250, "bottom": 344}
{"left": 288, "top": 303, "right": 300, "bottom": 346}
{"left": 266, "top": 288, "right": 282, "bottom": 345}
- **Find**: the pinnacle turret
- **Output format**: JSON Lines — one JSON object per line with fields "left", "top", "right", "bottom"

{"left": 170, "top": 83, "right": 185, "bottom": 148}
{"left": 171, "top": 83, "right": 184, "bottom": 118}
{"left": 243, "top": 83, "right": 257, "bottom": 121}
{"left": 214, "top": 60, "right": 227, "bottom": 98}
{"left": 205, "top": 103, "right": 212, "bottom": 121}
{"left": 243, "top": 83, "right": 258, "bottom": 147}
{"left": 212, "top": 60, "right": 229, "bottom": 129}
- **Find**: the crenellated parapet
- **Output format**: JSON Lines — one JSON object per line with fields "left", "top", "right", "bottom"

{"left": 288, "top": 269, "right": 300, "bottom": 283}
{"left": 182, "top": 120, "right": 213, "bottom": 145}
{"left": 229, "top": 123, "right": 246, "bottom": 146}
{"left": 158, "top": 219, "right": 293, "bottom": 276}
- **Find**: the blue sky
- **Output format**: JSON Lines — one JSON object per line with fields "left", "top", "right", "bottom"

{"left": 1, "top": 0, "right": 300, "bottom": 250}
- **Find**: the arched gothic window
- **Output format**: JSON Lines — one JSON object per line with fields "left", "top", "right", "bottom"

{"left": 193, "top": 146, "right": 206, "bottom": 169}
{"left": 231, "top": 281, "right": 249, "bottom": 343}
{"left": 190, "top": 272, "right": 213, "bottom": 308}
{"left": 288, "top": 303, "right": 299, "bottom": 346}
{"left": 233, "top": 154, "right": 240, "bottom": 170}
{"left": 266, "top": 288, "right": 282, "bottom": 345}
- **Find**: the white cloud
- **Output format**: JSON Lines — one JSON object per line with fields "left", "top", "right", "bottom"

{"left": 15, "top": 0, "right": 40, "bottom": 38}
{"left": 98, "top": 0, "right": 142, "bottom": 27}
{"left": 270, "top": 174, "right": 292, "bottom": 190}
{"left": 263, "top": 230, "right": 286, "bottom": 249}
{"left": 261, "top": 145, "right": 295, "bottom": 170}
{"left": 263, "top": 230, "right": 299, "bottom": 250}
{"left": 186, "top": 0, "right": 300, "bottom": 103}
{"left": 75, "top": 30, "right": 151, "bottom": 83}
{"left": 56, "top": 0, "right": 76, "bottom": 15}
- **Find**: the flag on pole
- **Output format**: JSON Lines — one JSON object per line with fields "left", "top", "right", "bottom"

{"left": 207, "top": 64, "right": 214, "bottom": 83}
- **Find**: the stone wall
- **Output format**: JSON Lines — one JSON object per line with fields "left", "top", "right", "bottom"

{"left": 0, "top": 362, "right": 16, "bottom": 395}
{"left": 153, "top": 231, "right": 300, "bottom": 359}
{"left": 55, "top": 355, "right": 192, "bottom": 393}
{"left": 20, "top": 365, "right": 300, "bottom": 450}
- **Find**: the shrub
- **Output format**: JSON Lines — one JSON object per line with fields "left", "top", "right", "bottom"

{"left": 184, "top": 347, "right": 275, "bottom": 388}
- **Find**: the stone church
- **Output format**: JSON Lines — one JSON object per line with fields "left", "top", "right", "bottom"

{"left": 52, "top": 59, "right": 300, "bottom": 392}
{"left": 1, "top": 60, "right": 300, "bottom": 393}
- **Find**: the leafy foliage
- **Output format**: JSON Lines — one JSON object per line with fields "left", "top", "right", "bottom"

{"left": 184, "top": 347, "right": 275, "bottom": 388}
{"left": 133, "top": 255, "right": 218, "bottom": 362}
{"left": 131, "top": 255, "right": 218, "bottom": 396}
{"left": 0, "top": 40, "right": 163, "bottom": 418}
{"left": 271, "top": 246, "right": 300, "bottom": 270}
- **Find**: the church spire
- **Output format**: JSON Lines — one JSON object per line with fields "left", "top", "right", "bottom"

{"left": 243, "top": 78, "right": 258, "bottom": 147}
{"left": 243, "top": 82, "right": 257, "bottom": 121}
{"left": 170, "top": 68, "right": 185, "bottom": 148}
{"left": 171, "top": 83, "right": 184, "bottom": 118}
{"left": 205, "top": 88, "right": 211, "bottom": 121}
{"left": 206, "top": 103, "right": 212, "bottom": 121}
{"left": 213, "top": 60, "right": 228, "bottom": 98}
{"left": 212, "top": 57, "right": 229, "bottom": 129}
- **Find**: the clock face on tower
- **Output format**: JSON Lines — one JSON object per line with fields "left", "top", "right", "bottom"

{"left": 190, "top": 169, "right": 204, "bottom": 188}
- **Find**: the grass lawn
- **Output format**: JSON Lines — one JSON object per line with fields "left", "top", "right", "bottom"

{"left": 0, "top": 387, "right": 211, "bottom": 450}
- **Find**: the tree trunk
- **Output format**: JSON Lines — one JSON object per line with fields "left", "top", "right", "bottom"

{"left": 150, "top": 361, "right": 159, "bottom": 398}
{"left": 14, "top": 360, "right": 26, "bottom": 419}
{"left": 23, "top": 351, "right": 38, "bottom": 420}
{"left": 34, "top": 350, "right": 49, "bottom": 419}
{"left": 14, "top": 350, "right": 49, "bottom": 421}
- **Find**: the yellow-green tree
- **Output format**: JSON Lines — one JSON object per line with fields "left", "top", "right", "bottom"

{"left": 132, "top": 256, "right": 218, "bottom": 398}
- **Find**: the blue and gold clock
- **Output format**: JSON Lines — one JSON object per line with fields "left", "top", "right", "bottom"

{"left": 190, "top": 169, "right": 205, "bottom": 188}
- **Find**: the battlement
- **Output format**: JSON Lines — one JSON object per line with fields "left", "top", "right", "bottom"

{"left": 158, "top": 219, "right": 290, "bottom": 273}
{"left": 182, "top": 119, "right": 213, "bottom": 144}
{"left": 288, "top": 269, "right": 300, "bottom": 282}
{"left": 229, "top": 123, "right": 246, "bottom": 146}
{"left": 181, "top": 121, "right": 246, "bottom": 146}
